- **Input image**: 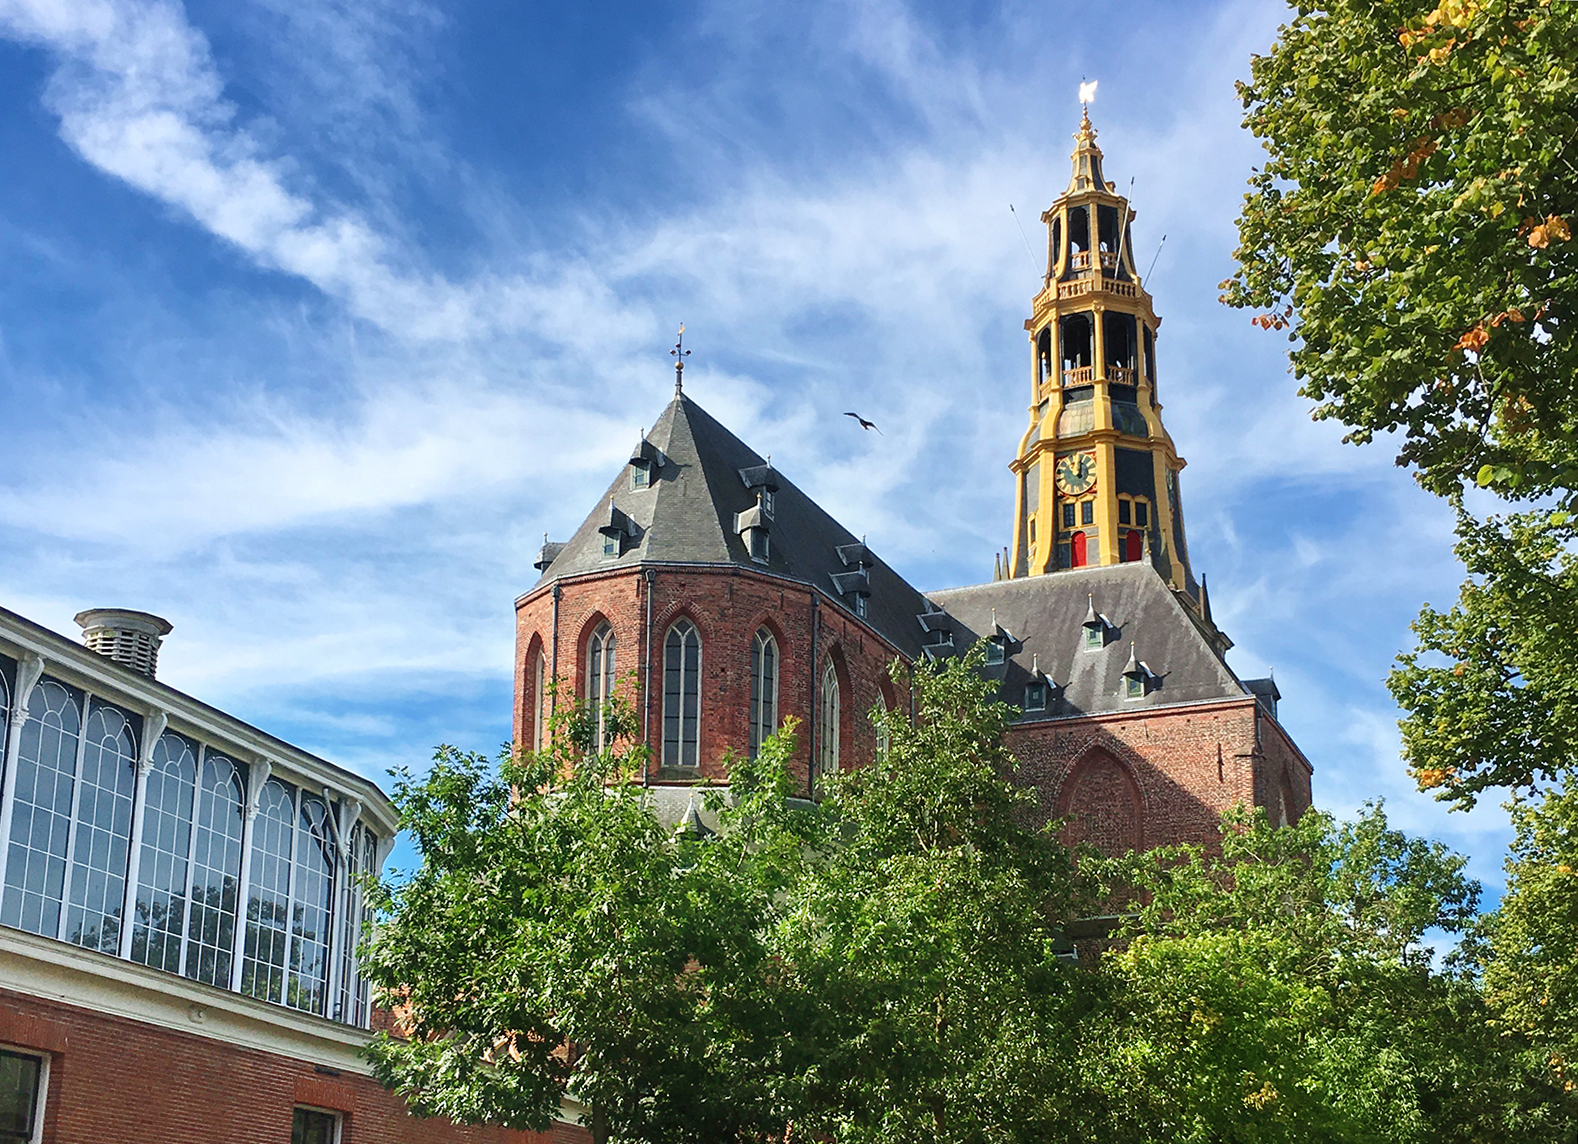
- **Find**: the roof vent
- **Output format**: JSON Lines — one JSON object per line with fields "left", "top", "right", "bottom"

{"left": 74, "top": 609, "right": 172, "bottom": 678}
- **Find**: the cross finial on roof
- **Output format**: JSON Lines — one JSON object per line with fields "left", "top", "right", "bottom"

{"left": 671, "top": 324, "right": 691, "bottom": 395}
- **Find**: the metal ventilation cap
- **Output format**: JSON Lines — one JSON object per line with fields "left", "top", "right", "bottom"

{"left": 74, "top": 608, "right": 173, "bottom": 678}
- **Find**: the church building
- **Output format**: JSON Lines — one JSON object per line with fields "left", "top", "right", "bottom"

{"left": 518, "top": 111, "right": 1314, "bottom": 853}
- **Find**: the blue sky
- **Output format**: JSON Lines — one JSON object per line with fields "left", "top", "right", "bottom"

{"left": 0, "top": 0, "right": 1513, "bottom": 893}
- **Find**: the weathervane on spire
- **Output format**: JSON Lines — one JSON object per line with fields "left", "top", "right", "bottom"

{"left": 1078, "top": 78, "right": 1097, "bottom": 132}
{"left": 671, "top": 324, "right": 691, "bottom": 396}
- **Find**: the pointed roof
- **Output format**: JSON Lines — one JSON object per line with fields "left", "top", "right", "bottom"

{"left": 531, "top": 394, "right": 932, "bottom": 657}
{"left": 928, "top": 563, "right": 1251, "bottom": 720}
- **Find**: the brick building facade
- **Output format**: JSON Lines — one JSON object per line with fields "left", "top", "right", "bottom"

{"left": 519, "top": 112, "right": 1313, "bottom": 853}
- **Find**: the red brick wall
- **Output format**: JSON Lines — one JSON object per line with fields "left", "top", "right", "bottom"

{"left": 0, "top": 990, "right": 591, "bottom": 1144}
{"left": 1255, "top": 711, "right": 1316, "bottom": 827}
{"left": 1005, "top": 698, "right": 1270, "bottom": 854}
{"left": 514, "top": 566, "right": 912, "bottom": 797}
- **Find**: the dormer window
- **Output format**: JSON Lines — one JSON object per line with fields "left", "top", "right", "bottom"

{"left": 1024, "top": 682, "right": 1048, "bottom": 711}
{"left": 1123, "top": 645, "right": 1155, "bottom": 700}
{"left": 599, "top": 505, "right": 638, "bottom": 559}
{"left": 854, "top": 595, "right": 867, "bottom": 619}
{"left": 738, "top": 464, "right": 780, "bottom": 522}
{"left": 984, "top": 639, "right": 1005, "bottom": 665}
{"left": 629, "top": 438, "right": 667, "bottom": 490}
{"left": 1082, "top": 594, "right": 1110, "bottom": 651}
{"left": 734, "top": 500, "right": 771, "bottom": 564}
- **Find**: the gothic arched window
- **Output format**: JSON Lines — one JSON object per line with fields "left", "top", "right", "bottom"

{"left": 130, "top": 730, "right": 198, "bottom": 972}
{"left": 533, "top": 650, "right": 548, "bottom": 753}
{"left": 874, "top": 691, "right": 890, "bottom": 759}
{"left": 817, "top": 660, "right": 840, "bottom": 777}
{"left": 748, "top": 629, "right": 778, "bottom": 759}
{"left": 663, "top": 621, "right": 701, "bottom": 768}
{"left": 586, "top": 623, "right": 616, "bottom": 752}
{"left": 63, "top": 698, "right": 137, "bottom": 954}
{"left": 185, "top": 752, "right": 246, "bottom": 987}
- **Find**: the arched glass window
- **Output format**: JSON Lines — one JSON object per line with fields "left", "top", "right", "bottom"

{"left": 586, "top": 623, "right": 616, "bottom": 752}
{"left": 354, "top": 827, "right": 378, "bottom": 1026}
{"left": 748, "top": 629, "right": 778, "bottom": 759}
{"left": 62, "top": 699, "right": 137, "bottom": 953}
{"left": 874, "top": 691, "right": 891, "bottom": 759}
{"left": 242, "top": 777, "right": 296, "bottom": 1004}
{"left": 287, "top": 795, "right": 337, "bottom": 1016}
{"left": 130, "top": 731, "right": 197, "bottom": 971}
{"left": 817, "top": 660, "right": 840, "bottom": 777}
{"left": 2, "top": 680, "right": 83, "bottom": 938}
{"left": 184, "top": 752, "right": 246, "bottom": 986}
{"left": 663, "top": 621, "right": 701, "bottom": 768}
{"left": 533, "top": 651, "right": 548, "bottom": 753}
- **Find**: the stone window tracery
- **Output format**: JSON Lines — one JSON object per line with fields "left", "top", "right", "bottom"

{"left": 748, "top": 629, "right": 778, "bottom": 759}
{"left": 586, "top": 623, "right": 617, "bottom": 752}
{"left": 817, "top": 660, "right": 840, "bottom": 778}
{"left": 663, "top": 621, "right": 701, "bottom": 768}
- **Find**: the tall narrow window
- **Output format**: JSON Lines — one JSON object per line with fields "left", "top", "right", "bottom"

{"left": 242, "top": 777, "right": 296, "bottom": 1004}
{"left": 586, "top": 624, "right": 616, "bottom": 752}
{"left": 184, "top": 752, "right": 246, "bottom": 987}
{"left": 874, "top": 692, "right": 890, "bottom": 758}
{"left": 287, "top": 795, "right": 336, "bottom": 1016}
{"left": 1, "top": 680, "right": 81, "bottom": 938}
{"left": 130, "top": 731, "right": 197, "bottom": 971}
{"left": 663, "top": 621, "right": 701, "bottom": 768}
{"left": 62, "top": 699, "right": 137, "bottom": 953}
{"left": 532, "top": 651, "right": 548, "bottom": 753}
{"left": 817, "top": 660, "right": 840, "bottom": 777}
{"left": 748, "top": 629, "right": 778, "bottom": 759}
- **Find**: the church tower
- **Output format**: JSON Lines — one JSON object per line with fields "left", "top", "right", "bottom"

{"left": 1007, "top": 110, "right": 1199, "bottom": 608}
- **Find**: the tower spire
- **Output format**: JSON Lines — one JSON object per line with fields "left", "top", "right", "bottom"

{"left": 671, "top": 324, "right": 691, "bottom": 396}
{"left": 1005, "top": 107, "right": 1202, "bottom": 613}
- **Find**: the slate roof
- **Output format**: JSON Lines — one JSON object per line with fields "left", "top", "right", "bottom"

{"left": 928, "top": 563, "right": 1252, "bottom": 721}
{"left": 532, "top": 394, "right": 933, "bottom": 658}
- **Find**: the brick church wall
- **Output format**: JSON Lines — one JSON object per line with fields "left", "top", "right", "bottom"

{"left": 515, "top": 565, "right": 912, "bottom": 797}
{"left": 1004, "top": 697, "right": 1289, "bottom": 854}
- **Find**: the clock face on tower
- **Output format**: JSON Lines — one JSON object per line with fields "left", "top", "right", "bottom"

{"left": 1054, "top": 450, "right": 1097, "bottom": 496}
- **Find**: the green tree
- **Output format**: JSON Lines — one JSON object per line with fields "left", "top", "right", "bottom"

{"left": 1476, "top": 786, "right": 1578, "bottom": 1132}
{"left": 772, "top": 653, "right": 1092, "bottom": 1144}
{"left": 361, "top": 686, "right": 819, "bottom": 1144}
{"left": 1082, "top": 805, "right": 1557, "bottom": 1143}
{"left": 363, "top": 655, "right": 1099, "bottom": 1144}
{"left": 1224, "top": 0, "right": 1577, "bottom": 501}
{"left": 1389, "top": 508, "right": 1578, "bottom": 808}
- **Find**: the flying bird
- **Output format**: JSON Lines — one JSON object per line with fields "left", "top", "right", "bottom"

{"left": 844, "top": 412, "right": 882, "bottom": 434}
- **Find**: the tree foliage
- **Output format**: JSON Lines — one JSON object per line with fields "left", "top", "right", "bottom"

{"left": 1389, "top": 508, "right": 1578, "bottom": 808}
{"left": 1224, "top": 0, "right": 1577, "bottom": 502}
{"left": 360, "top": 655, "right": 1564, "bottom": 1142}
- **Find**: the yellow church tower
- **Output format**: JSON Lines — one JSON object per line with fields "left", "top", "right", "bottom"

{"left": 1007, "top": 108, "right": 1200, "bottom": 608}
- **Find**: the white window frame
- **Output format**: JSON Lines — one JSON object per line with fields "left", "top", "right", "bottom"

{"left": 0, "top": 1043, "right": 49, "bottom": 1144}
{"left": 291, "top": 1104, "right": 343, "bottom": 1144}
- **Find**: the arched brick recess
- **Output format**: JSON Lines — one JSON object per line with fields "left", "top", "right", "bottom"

{"left": 1057, "top": 749, "right": 1144, "bottom": 856}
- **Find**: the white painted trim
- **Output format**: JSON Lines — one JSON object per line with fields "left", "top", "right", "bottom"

{"left": 0, "top": 924, "right": 374, "bottom": 1072}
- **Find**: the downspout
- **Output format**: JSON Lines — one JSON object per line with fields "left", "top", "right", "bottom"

{"left": 643, "top": 568, "right": 655, "bottom": 786}
{"left": 550, "top": 582, "right": 562, "bottom": 718}
{"left": 808, "top": 591, "right": 820, "bottom": 801}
